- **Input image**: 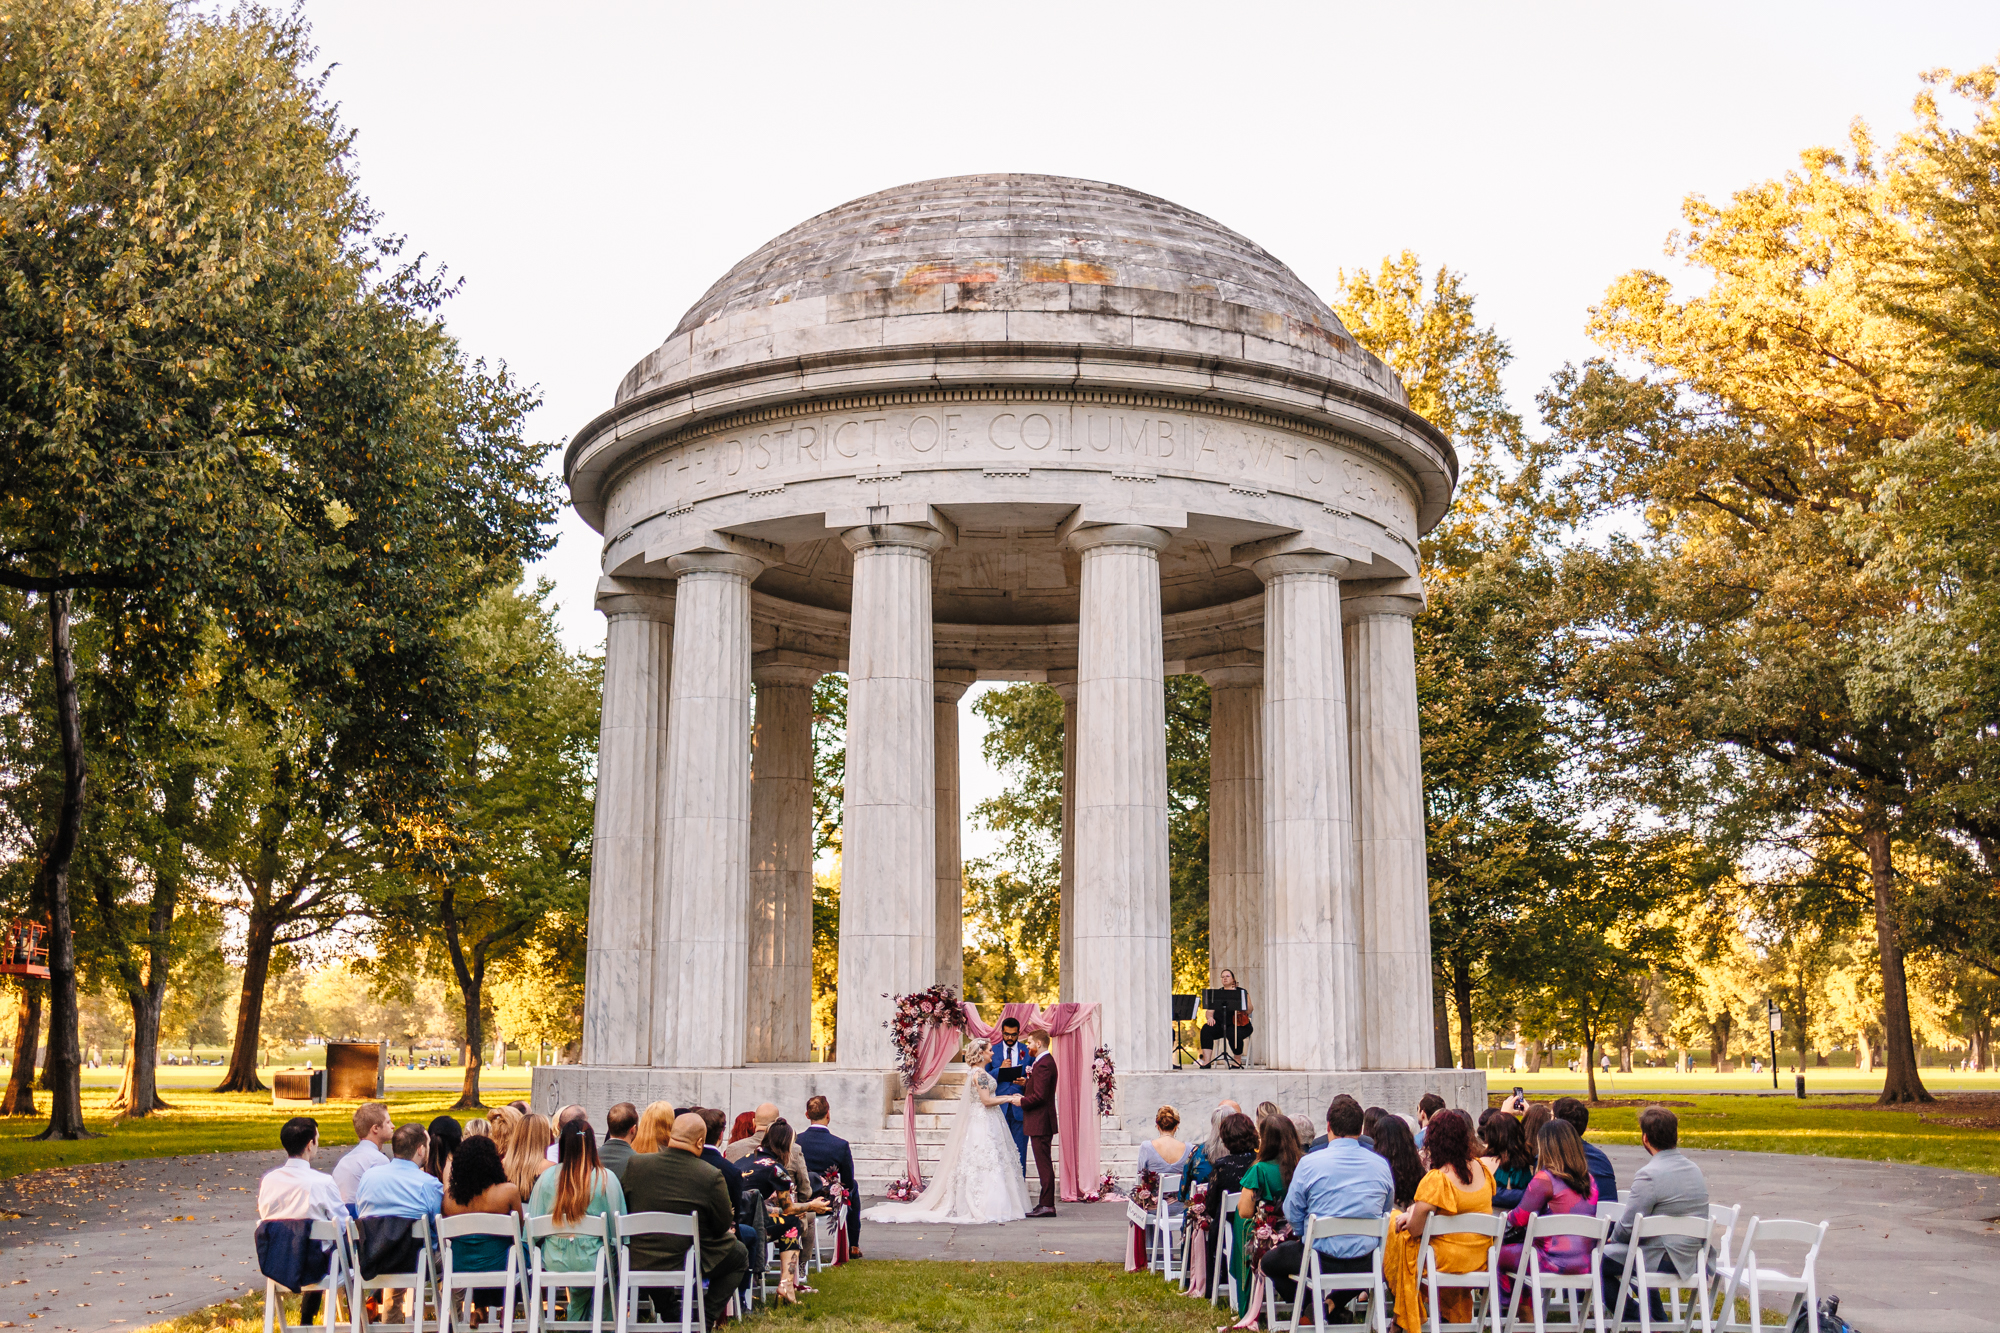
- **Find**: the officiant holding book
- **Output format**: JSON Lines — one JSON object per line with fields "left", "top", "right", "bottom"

{"left": 986, "top": 1017, "right": 1032, "bottom": 1171}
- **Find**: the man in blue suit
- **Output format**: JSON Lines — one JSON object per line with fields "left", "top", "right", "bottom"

{"left": 987, "top": 1017, "right": 1031, "bottom": 1172}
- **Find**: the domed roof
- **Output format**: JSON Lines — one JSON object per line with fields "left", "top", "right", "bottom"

{"left": 673, "top": 173, "right": 1349, "bottom": 340}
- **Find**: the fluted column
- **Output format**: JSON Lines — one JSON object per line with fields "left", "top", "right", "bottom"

{"left": 748, "top": 653, "right": 824, "bottom": 1064}
{"left": 1049, "top": 671, "right": 1078, "bottom": 1002}
{"left": 582, "top": 579, "right": 673, "bottom": 1067}
{"left": 1347, "top": 595, "right": 1434, "bottom": 1069}
{"left": 1253, "top": 550, "right": 1360, "bottom": 1070}
{"left": 835, "top": 522, "right": 947, "bottom": 1067}
{"left": 1067, "top": 524, "right": 1173, "bottom": 1071}
{"left": 934, "top": 670, "right": 976, "bottom": 992}
{"left": 1198, "top": 656, "right": 1265, "bottom": 1016}
{"left": 654, "top": 548, "right": 770, "bottom": 1068}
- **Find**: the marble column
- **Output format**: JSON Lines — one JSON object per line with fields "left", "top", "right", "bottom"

{"left": 1067, "top": 525, "right": 1173, "bottom": 1071}
{"left": 653, "top": 548, "right": 770, "bottom": 1069}
{"left": 934, "top": 670, "right": 976, "bottom": 993}
{"left": 835, "top": 522, "right": 947, "bottom": 1067}
{"left": 747, "top": 652, "right": 824, "bottom": 1064}
{"left": 1347, "top": 595, "right": 1435, "bottom": 1069}
{"left": 1049, "top": 671, "right": 1078, "bottom": 1003}
{"left": 582, "top": 579, "right": 673, "bottom": 1067}
{"left": 1198, "top": 655, "right": 1265, "bottom": 1017}
{"left": 1252, "top": 551, "right": 1361, "bottom": 1070}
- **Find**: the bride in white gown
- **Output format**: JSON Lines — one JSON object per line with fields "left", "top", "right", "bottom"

{"left": 862, "top": 1039, "right": 1033, "bottom": 1226}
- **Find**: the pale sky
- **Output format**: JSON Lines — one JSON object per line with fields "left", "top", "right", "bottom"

{"left": 303, "top": 1, "right": 2000, "bottom": 860}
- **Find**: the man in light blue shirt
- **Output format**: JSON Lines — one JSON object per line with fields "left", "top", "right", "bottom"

{"left": 354, "top": 1124, "right": 443, "bottom": 1218}
{"left": 1263, "top": 1094, "right": 1393, "bottom": 1320}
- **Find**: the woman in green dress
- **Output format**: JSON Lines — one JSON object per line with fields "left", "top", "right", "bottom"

{"left": 527, "top": 1119, "right": 626, "bottom": 1320}
{"left": 1230, "top": 1113, "right": 1303, "bottom": 1319}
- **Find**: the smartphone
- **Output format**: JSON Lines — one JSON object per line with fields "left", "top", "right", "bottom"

{"left": 1512, "top": 1086, "right": 1523, "bottom": 1099}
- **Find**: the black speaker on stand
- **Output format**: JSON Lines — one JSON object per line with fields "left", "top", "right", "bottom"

{"left": 1171, "top": 994, "right": 1199, "bottom": 1068}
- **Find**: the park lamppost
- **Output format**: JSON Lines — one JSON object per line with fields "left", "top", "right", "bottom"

{"left": 1767, "top": 999, "right": 1783, "bottom": 1089}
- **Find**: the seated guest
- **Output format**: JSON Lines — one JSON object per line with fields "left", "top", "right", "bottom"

{"left": 1499, "top": 1119, "right": 1599, "bottom": 1301}
{"left": 504, "top": 1112, "right": 555, "bottom": 1199}
{"left": 425, "top": 1116, "right": 462, "bottom": 1189}
{"left": 725, "top": 1104, "right": 782, "bottom": 1162}
{"left": 1136, "top": 1104, "right": 1189, "bottom": 1183}
{"left": 258, "top": 1117, "right": 344, "bottom": 1324}
{"left": 1413, "top": 1093, "right": 1446, "bottom": 1149}
{"left": 1479, "top": 1111, "right": 1535, "bottom": 1211}
{"left": 1384, "top": 1109, "right": 1494, "bottom": 1333}
{"left": 331, "top": 1103, "right": 393, "bottom": 1205}
{"left": 1601, "top": 1106, "right": 1708, "bottom": 1322}
{"left": 1254, "top": 1099, "right": 1284, "bottom": 1127}
{"left": 1289, "top": 1114, "right": 1316, "bottom": 1152}
{"left": 600, "top": 1102, "right": 640, "bottom": 1180}
{"left": 1552, "top": 1097, "right": 1618, "bottom": 1203}
{"left": 462, "top": 1117, "right": 491, "bottom": 1140}
{"left": 487, "top": 1105, "right": 521, "bottom": 1159}
{"left": 742, "top": 1120, "right": 827, "bottom": 1305}
{"left": 528, "top": 1119, "right": 625, "bottom": 1320}
{"left": 1227, "top": 1114, "right": 1303, "bottom": 1324}
{"left": 440, "top": 1135, "right": 524, "bottom": 1322}
{"left": 622, "top": 1113, "right": 747, "bottom": 1330}
{"left": 727, "top": 1111, "right": 758, "bottom": 1149}
{"left": 798, "top": 1096, "right": 863, "bottom": 1259}
{"left": 632, "top": 1101, "right": 676, "bottom": 1154}
{"left": 1360, "top": 1105, "right": 1387, "bottom": 1151}
{"left": 356, "top": 1123, "right": 444, "bottom": 1218}
{"left": 696, "top": 1107, "right": 761, "bottom": 1299}
{"left": 1178, "top": 1100, "right": 1242, "bottom": 1200}
{"left": 1198, "top": 1112, "right": 1262, "bottom": 1271}
{"left": 1259, "top": 1095, "right": 1394, "bottom": 1323}
{"left": 1370, "top": 1113, "right": 1424, "bottom": 1209}
{"left": 1521, "top": 1101, "right": 1552, "bottom": 1152}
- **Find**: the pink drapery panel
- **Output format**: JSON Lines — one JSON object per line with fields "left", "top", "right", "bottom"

{"left": 1037, "top": 1001, "right": 1102, "bottom": 1202}
{"left": 958, "top": 1000, "right": 1043, "bottom": 1041}
{"left": 900, "top": 1021, "right": 964, "bottom": 1189}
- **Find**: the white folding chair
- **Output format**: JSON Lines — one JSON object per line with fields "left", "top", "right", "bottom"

{"left": 1151, "top": 1171, "right": 1185, "bottom": 1281}
{"left": 613, "top": 1212, "right": 704, "bottom": 1333}
{"left": 1714, "top": 1218, "right": 1826, "bottom": 1333}
{"left": 1283, "top": 1215, "right": 1390, "bottom": 1333}
{"left": 1415, "top": 1210, "right": 1503, "bottom": 1333}
{"left": 347, "top": 1214, "right": 436, "bottom": 1333}
{"left": 1609, "top": 1214, "right": 1713, "bottom": 1333}
{"left": 264, "top": 1219, "right": 351, "bottom": 1333}
{"left": 437, "top": 1213, "right": 525, "bottom": 1333}
{"left": 808, "top": 1203, "right": 844, "bottom": 1274}
{"left": 1595, "top": 1201, "right": 1628, "bottom": 1234}
{"left": 1211, "top": 1192, "right": 1241, "bottom": 1310}
{"left": 1704, "top": 1205, "right": 1740, "bottom": 1279}
{"left": 1502, "top": 1212, "right": 1608, "bottom": 1333}
{"left": 526, "top": 1214, "right": 609, "bottom": 1333}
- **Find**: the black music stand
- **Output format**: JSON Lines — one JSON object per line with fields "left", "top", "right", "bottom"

{"left": 1201, "top": 987, "right": 1249, "bottom": 1068}
{"left": 1171, "top": 994, "right": 1198, "bottom": 1068}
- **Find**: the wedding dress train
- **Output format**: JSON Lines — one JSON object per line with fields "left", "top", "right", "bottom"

{"left": 861, "top": 1068, "right": 1031, "bottom": 1226}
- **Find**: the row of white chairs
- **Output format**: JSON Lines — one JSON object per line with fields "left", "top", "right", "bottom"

{"left": 263, "top": 1205, "right": 846, "bottom": 1333}
{"left": 1125, "top": 1172, "right": 1829, "bottom": 1333}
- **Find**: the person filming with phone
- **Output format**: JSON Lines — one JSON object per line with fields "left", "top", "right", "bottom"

{"left": 1195, "top": 968, "right": 1255, "bottom": 1068}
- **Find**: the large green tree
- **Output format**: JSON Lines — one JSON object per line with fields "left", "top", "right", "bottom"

{"left": 0, "top": 1, "right": 553, "bottom": 1132}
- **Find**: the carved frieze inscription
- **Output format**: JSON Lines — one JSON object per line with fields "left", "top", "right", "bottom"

{"left": 608, "top": 401, "right": 1418, "bottom": 539}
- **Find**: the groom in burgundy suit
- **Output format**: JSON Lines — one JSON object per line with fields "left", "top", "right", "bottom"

{"left": 1019, "top": 1030, "right": 1059, "bottom": 1217}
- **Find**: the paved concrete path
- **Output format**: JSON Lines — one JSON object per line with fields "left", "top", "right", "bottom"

{"left": 3, "top": 1144, "right": 1995, "bottom": 1331}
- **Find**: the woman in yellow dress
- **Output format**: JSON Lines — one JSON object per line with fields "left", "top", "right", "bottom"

{"left": 1383, "top": 1108, "right": 1495, "bottom": 1332}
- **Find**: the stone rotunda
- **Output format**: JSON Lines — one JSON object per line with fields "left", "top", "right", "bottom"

{"left": 537, "top": 174, "right": 1485, "bottom": 1143}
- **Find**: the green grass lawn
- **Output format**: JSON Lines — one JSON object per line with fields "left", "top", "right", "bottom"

{"left": 134, "top": 1263, "right": 1237, "bottom": 1333}
{"left": 0, "top": 1070, "right": 531, "bottom": 1183}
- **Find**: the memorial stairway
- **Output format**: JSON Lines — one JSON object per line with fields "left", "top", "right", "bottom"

{"left": 856, "top": 1070, "right": 1139, "bottom": 1195}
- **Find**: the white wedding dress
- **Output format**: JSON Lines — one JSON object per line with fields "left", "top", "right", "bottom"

{"left": 862, "top": 1068, "right": 1031, "bottom": 1225}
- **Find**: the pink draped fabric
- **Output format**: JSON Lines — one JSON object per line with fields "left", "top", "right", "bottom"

{"left": 958, "top": 1000, "right": 1105, "bottom": 1202}
{"left": 900, "top": 1020, "right": 964, "bottom": 1189}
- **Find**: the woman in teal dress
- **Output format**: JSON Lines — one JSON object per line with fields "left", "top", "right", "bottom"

{"left": 1229, "top": 1115, "right": 1302, "bottom": 1320}
{"left": 527, "top": 1120, "right": 626, "bottom": 1320}
{"left": 440, "top": 1134, "right": 524, "bottom": 1322}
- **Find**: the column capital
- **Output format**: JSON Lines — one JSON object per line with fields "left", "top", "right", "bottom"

{"left": 667, "top": 550, "right": 771, "bottom": 581}
{"left": 752, "top": 648, "right": 833, "bottom": 690}
{"left": 1341, "top": 574, "right": 1428, "bottom": 622}
{"left": 934, "top": 668, "right": 978, "bottom": 705}
{"left": 1061, "top": 522, "right": 1174, "bottom": 555}
{"left": 1187, "top": 648, "right": 1264, "bottom": 690}
{"left": 1231, "top": 532, "right": 1354, "bottom": 582}
{"left": 1045, "top": 667, "right": 1077, "bottom": 703}
{"left": 595, "top": 575, "right": 676, "bottom": 621}
{"left": 838, "top": 522, "right": 951, "bottom": 557}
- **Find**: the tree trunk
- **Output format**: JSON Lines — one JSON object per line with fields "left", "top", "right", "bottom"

{"left": 441, "top": 882, "right": 486, "bottom": 1110}
{"left": 215, "top": 906, "right": 278, "bottom": 1092}
{"left": 1618, "top": 1016, "right": 1634, "bottom": 1074}
{"left": 1584, "top": 1030, "right": 1599, "bottom": 1102}
{"left": 114, "top": 985, "right": 168, "bottom": 1116}
{"left": 1432, "top": 983, "right": 1453, "bottom": 1069}
{"left": 101, "top": 769, "right": 188, "bottom": 1117}
{"left": 2, "top": 978, "right": 43, "bottom": 1116}
{"left": 1452, "top": 962, "right": 1476, "bottom": 1071}
{"left": 1865, "top": 819, "right": 1932, "bottom": 1104}
{"left": 1527, "top": 1039, "right": 1543, "bottom": 1073}
{"left": 36, "top": 590, "right": 95, "bottom": 1141}
{"left": 1712, "top": 1014, "right": 1733, "bottom": 1072}
{"left": 1856, "top": 1026, "right": 1874, "bottom": 1073}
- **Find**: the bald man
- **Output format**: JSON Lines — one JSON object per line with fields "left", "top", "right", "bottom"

{"left": 621, "top": 1113, "right": 746, "bottom": 1328}
{"left": 724, "top": 1101, "right": 808, "bottom": 1184}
